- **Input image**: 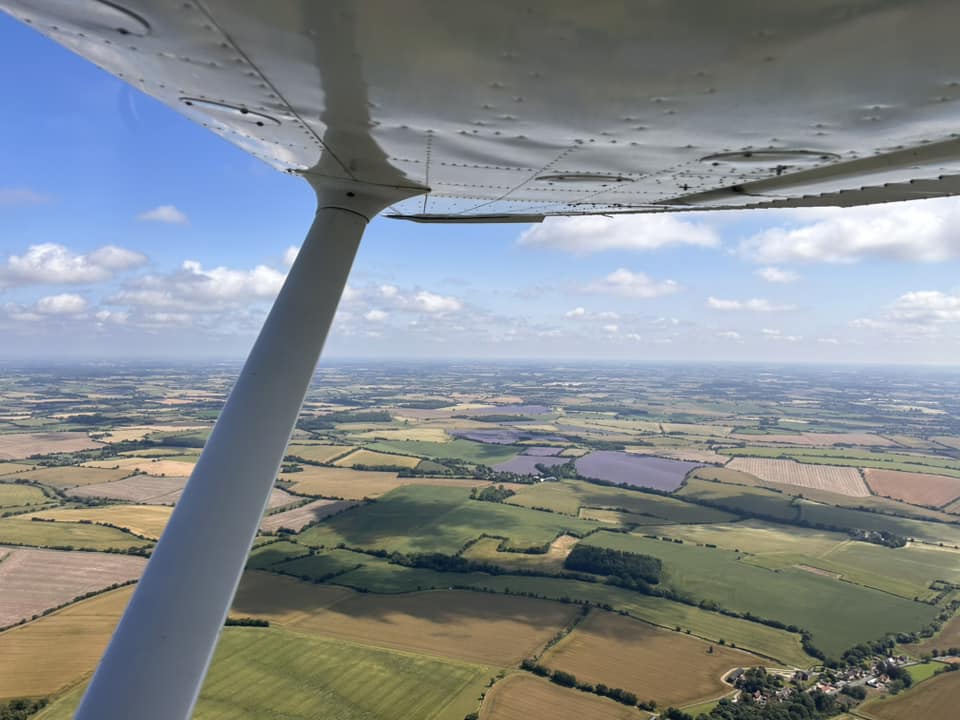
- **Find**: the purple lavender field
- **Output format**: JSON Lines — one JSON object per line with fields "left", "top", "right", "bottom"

{"left": 470, "top": 404, "right": 552, "bottom": 416}
{"left": 493, "top": 455, "right": 569, "bottom": 476}
{"left": 521, "top": 446, "right": 564, "bottom": 456}
{"left": 575, "top": 451, "right": 699, "bottom": 491}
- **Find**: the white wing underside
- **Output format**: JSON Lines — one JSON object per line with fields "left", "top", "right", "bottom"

{"left": 5, "top": 0, "right": 960, "bottom": 220}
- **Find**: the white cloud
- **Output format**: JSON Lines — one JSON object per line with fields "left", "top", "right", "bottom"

{"left": 35, "top": 293, "right": 87, "bottom": 315}
{"left": 717, "top": 330, "right": 742, "bottom": 340}
{"left": 756, "top": 266, "right": 798, "bottom": 284}
{"left": 761, "top": 328, "right": 802, "bottom": 342}
{"left": 137, "top": 205, "right": 189, "bottom": 224}
{"left": 706, "top": 297, "right": 795, "bottom": 312}
{"left": 0, "top": 243, "right": 147, "bottom": 288}
{"left": 409, "top": 290, "right": 461, "bottom": 314}
{"left": 887, "top": 291, "right": 960, "bottom": 324}
{"left": 581, "top": 268, "right": 680, "bottom": 298}
{"left": 364, "top": 309, "right": 388, "bottom": 322}
{"left": 739, "top": 200, "right": 960, "bottom": 264}
{"left": 518, "top": 214, "right": 719, "bottom": 254}
{"left": 602, "top": 324, "right": 619, "bottom": 334}
{"left": 817, "top": 337, "right": 840, "bottom": 344}
{"left": 0, "top": 188, "right": 49, "bottom": 206}
{"left": 112, "top": 260, "right": 285, "bottom": 311}
{"left": 564, "top": 307, "right": 619, "bottom": 320}
{"left": 283, "top": 246, "right": 299, "bottom": 266}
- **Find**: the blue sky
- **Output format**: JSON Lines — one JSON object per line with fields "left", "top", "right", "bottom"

{"left": 2, "top": 14, "right": 960, "bottom": 363}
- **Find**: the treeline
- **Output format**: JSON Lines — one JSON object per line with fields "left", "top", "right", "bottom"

{"left": 470, "top": 484, "right": 516, "bottom": 502}
{"left": 298, "top": 410, "right": 392, "bottom": 432}
{"left": 563, "top": 545, "right": 662, "bottom": 586}
{"left": 519, "top": 659, "right": 647, "bottom": 708}
{"left": 224, "top": 617, "right": 269, "bottom": 627}
{"left": 0, "top": 698, "right": 47, "bottom": 720}
{"left": 663, "top": 689, "right": 838, "bottom": 719}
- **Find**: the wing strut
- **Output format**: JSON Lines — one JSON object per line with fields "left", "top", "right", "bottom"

{"left": 75, "top": 185, "right": 410, "bottom": 720}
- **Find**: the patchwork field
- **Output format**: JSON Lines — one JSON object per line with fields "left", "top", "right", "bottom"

{"left": 584, "top": 532, "right": 938, "bottom": 657}
{"left": 82, "top": 457, "right": 196, "bottom": 477}
{"left": 0, "top": 586, "right": 133, "bottom": 699}
{"left": 260, "top": 499, "right": 358, "bottom": 533}
{"left": 857, "top": 669, "right": 960, "bottom": 720}
{"left": 0, "top": 517, "right": 151, "bottom": 551}
{"left": 864, "top": 468, "right": 960, "bottom": 507}
{"left": 0, "top": 432, "right": 103, "bottom": 461}
{"left": 542, "top": 611, "right": 756, "bottom": 707}
{"left": 461, "top": 534, "right": 579, "bottom": 573}
{"left": 285, "top": 443, "right": 355, "bottom": 464}
{"left": 334, "top": 448, "right": 422, "bottom": 469}
{"left": 67, "top": 476, "right": 296, "bottom": 510}
{"left": 0, "top": 547, "right": 145, "bottom": 628}
{"left": 480, "top": 673, "right": 639, "bottom": 720}
{"left": 281, "top": 465, "right": 483, "bottom": 499}
{"left": 729, "top": 432, "right": 895, "bottom": 447}
{"left": 13, "top": 466, "right": 135, "bottom": 489}
{"left": 231, "top": 572, "right": 579, "bottom": 666}
{"left": 99, "top": 425, "right": 207, "bottom": 443}
{"left": 351, "top": 427, "right": 450, "bottom": 442}
{"left": 297, "top": 485, "right": 595, "bottom": 555}
{"left": 23, "top": 505, "right": 173, "bottom": 540}
{"left": 0, "top": 482, "right": 50, "bottom": 510}
{"left": 366, "top": 439, "right": 522, "bottom": 465}
{"left": 727, "top": 457, "right": 869, "bottom": 496}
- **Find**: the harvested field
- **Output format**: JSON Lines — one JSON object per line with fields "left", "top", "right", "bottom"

{"left": 81, "top": 457, "right": 195, "bottom": 477}
{"left": 260, "top": 499, "right": 358, "bottom": 533}
{"left": 351, "top": 427, "right": 450, "bottom": 442}
{"left": 68, "top": 474, "right": 185, "bottom": 504}
{"left": 232, "top": 574, "right": 579, "bottom": 666}
{"left": 481, "top": 673, "right": 638, "bottom": 720}
{"left": 0, "top": 483, "right": 49, "bottom": 509}
{"left": 0, "top": 463, "right": 32, "bottom": 476}
{"left": 625, "top": 445, "right": 726, "bottom": 464}
{"left": 0, "top": 547, "right": 145, "bottom": 628}
{"left": 23, "top": 505, "right": 173, "bottom": 540}
{"left": 0, "top": 586, "right": 133, "bottom": 699}
{"left": 542, "top": 611, "right": 756, "bottom": 707}
{"left": 461, "top": 534, "right": 579, "bottom": 573}
{"left": 727, "top": 457, "right": 869, "bottom": 497}
{"left": 858, "top": 669, "right": 960, "bottom": 719}
{"left": 14, "top": 466, "right": 133, "bottom": 489}
{"left": 730, "top": 432, "right": 895, "bottom": 447}
{"left": 334, "top": 448, "right": 422, "bottom": 469}
{"left": 285, "top": 443, "right": 354, "bottom": 464}
{"left": 100, "top": 425, "right": 207, "bottom": 443}
{"left": 0, "top": 432, "right": 103, "bottom": 460}
{"left": 282, "top": 465, "right": 483, "bottom": 499}
{"left": 0, "top": 518, "right": 149, "bottom": 551}
{"left": 864, "top": 468, "right": 960, "bottom": 507}
{"left": 908, "top": 614, "right": 960, "bottom": 656}
{"left": 366, "top": 438, "right": 522, "bottom": 465}
{"left": 575, "top": 452, "right": 698, "bottom": 491}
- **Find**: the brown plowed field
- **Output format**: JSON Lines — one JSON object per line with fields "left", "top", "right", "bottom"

{"left": 259, "top": 499, "right": 358, "bottom": 532}
{"left": 728, "top": 457, "right": 870, "bottom": 497}
{"left": 0, "top": 432, "right": 103, "bottom": 461}
{"left": 864, "top": 468, "right": 960, "bottom": 507}
{"left": 859, "top": 669, "right": 960, "bottom": 719}
{"left": 481, "top": 673, "right": 638, "bottom": 720}
{"left": 0, "top": 547, "right": 145, "bottom": 628}
{"left": 541, "top": 611, "right": 758, "bottom": 707}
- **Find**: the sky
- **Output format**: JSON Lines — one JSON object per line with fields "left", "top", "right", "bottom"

{"left": 2, "top": 15, "right": 960, "bottom": 364}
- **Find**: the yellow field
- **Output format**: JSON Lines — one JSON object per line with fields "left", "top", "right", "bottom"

{"left": 350, "top": 427, "right": 450, "bottom": 443}
{"left": 13, "top": 466, "right": 134, "bottom": 489}
{"left": 100, "top": 425, "right": 207, "bottom": 443}
{"left": 858, "top": 669, "right": 959, "bottom": 719}
{"left": 23, "top": 505, "right": 173, "bottom": 540}
{"left": 481, "top": 673, "right": 640, "bottom": 720}
{"left": 82, "top": 457, "right": 196, "bottom": 477}
{"left": 0, "top": 463, "right": 33, "bottom": 476}
{"left": 285, "top": 443, "right": 355, "bottom": 464}
{"left": 232, "top": 573, "right": 579, "bottom": 666}
{"left": 542, "top": 611, "right": 758, "bottom": 707}
{"left": 728, "top": 457, "right": 870, "bottom": 497}
{"left": 0, "top": 432, "right": 103, "bottom": 461}
{"left": 625, "top": 445, "right": 726, "bottom": 464}
{"left": 462, "top": 534, "right": 579, "bottom": 573}
{"left": 0, "top": 586, "right": 132, "bottom": 699}
{"left": 282, "top": 465, "right": 482, "bottom": 499}
{"left": 333, "top": 448, "right": 422, "bottom": 469}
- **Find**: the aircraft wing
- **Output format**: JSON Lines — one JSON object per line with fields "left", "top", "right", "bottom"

{"left": 5, "top": 0, "right": 960, "bottom": 221}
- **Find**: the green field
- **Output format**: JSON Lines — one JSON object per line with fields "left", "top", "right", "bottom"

{"left": 582, "top": 531, "right": 938, "bottom": 657}
{"left": 796, "top": 502, "right": 960, "bottom": 547}
{"left": 0, "top": 517, "right": 152, "bottom": 551}
{"left": 676, "top": 478, "right": 800, "bottom": 521}
{"left": 508, "top": 479, "right": 737, "bottom": 523}
{"left": 297, "top": 485, "right": 597, "bottom": 554}
{"left": 364, "top": 438, "right": 521, "bottom": 465}
{"left": 724, "top": 446, "right": 960, "bottom": 479}
{"left": 246, "top": 540, "right": 310, "bottom": 569}
{"left": 36, "top": 627, "right": 492, "bottom": 720}
{"left": 906, "top": 660, "right": 946, "bottom": 684}
{"left": 0, "top": 482, "right": 50, "bottom": 509}
{"left": 275, "top": 549, "right": 365, "bottom": 580}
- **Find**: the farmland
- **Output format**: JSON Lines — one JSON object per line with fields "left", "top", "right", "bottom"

{"left": 23, "top": 504, "right": 173, "bottom": 540}
{"left": 480, "top": 673, "right": 639, "bottom": 720}
{"left": 857, "top": 669, "right": 960, "bottom": 719}
{"left": 281, "top": 465, "right": 484, "bottom": 498}
{"left": 0, "top": 482, "right": 50, "bottom": 510}
{"left": 0, "top": 432, "right": 102, "bottom": 460}
{"left": 365, "top": 438, "right": 522, "bottom": 465}
{"left": 542, "top": 610, "right": 757, "bottom": 707}
{"left": 260, "top": 499, "right": 357, "bottom": 533}
{"left": 864, "top": 468, "right": 960, "bottom": 507}
{"left": 727, "top": 457, "right": 870, "bottom": 497}
{"left": 334, "top": 448, "right": 422, "bottom": 469}
{"left": 574, "top": 451, "right": 699, "bottom": 491}
{"left": 0, "top": 517, "right": 151, "bottom": 551}
{"left": 285, "top": 443, "right": 354, "bottom": 464}
{"left": 13, "top": 465, "right": 135, "bottom": 489}
{"left": 82, "top": 457, "right": 196, "bottom": 477}
{"left": 0, "top": 547, "right": 145, "bottom": 628}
